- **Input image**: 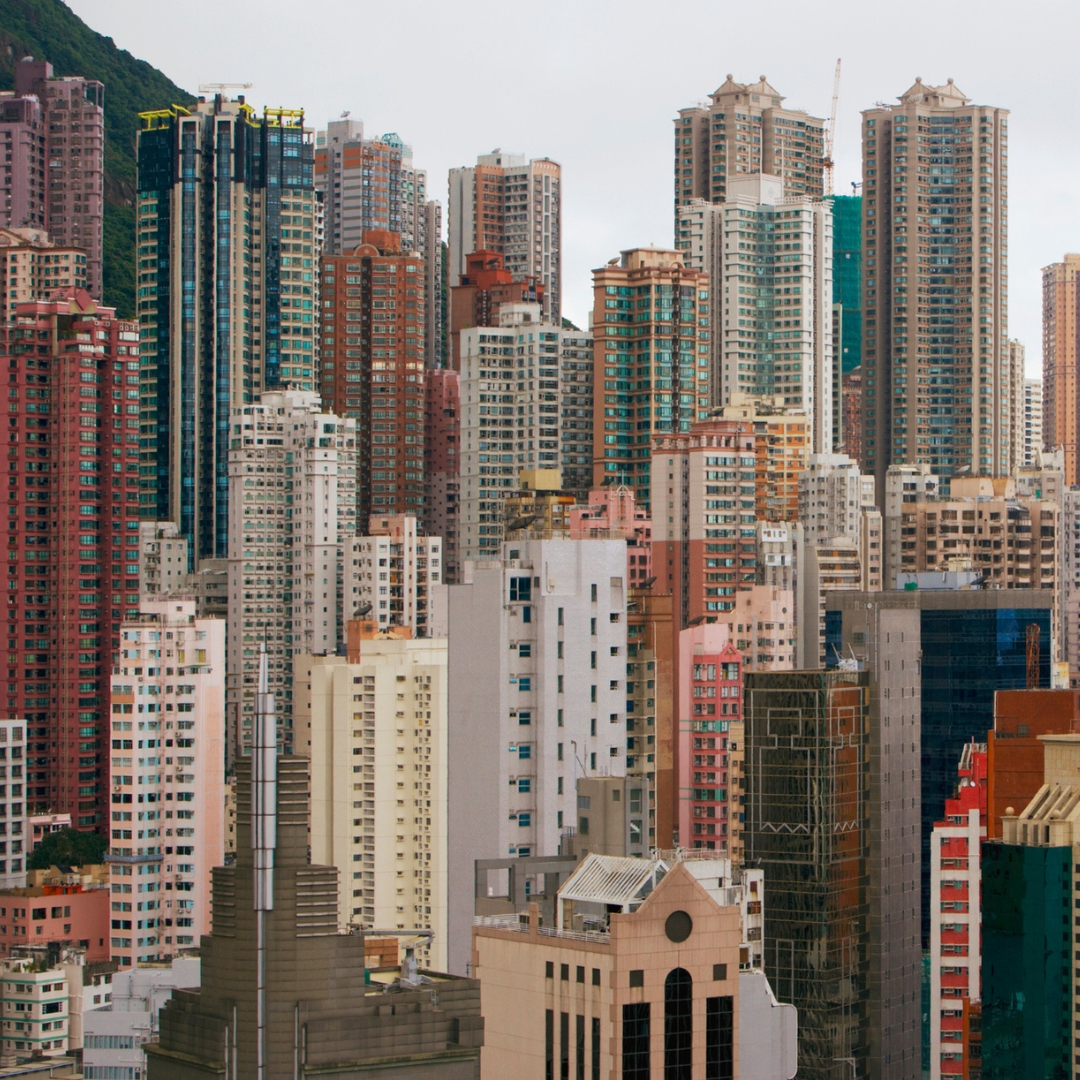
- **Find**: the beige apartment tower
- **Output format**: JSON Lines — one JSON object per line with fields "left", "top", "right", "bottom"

{"left": 675, "top": 75, "right": 825, "bottom": 223}
{"left": 862, "top": 80, "right": 1010, "bottom": 502}
{"left": 1042, "top": 254, "right": 1080, "bottom": 486}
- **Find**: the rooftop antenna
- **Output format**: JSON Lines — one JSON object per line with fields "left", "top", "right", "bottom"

{"left": 252, "top": 644, "right": 277, "bottom": 1080}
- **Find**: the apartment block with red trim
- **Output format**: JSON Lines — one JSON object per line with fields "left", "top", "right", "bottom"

{"left": 929, "top": 742, "right": 987, "bottom": 1080}
{"left": 675, "top": 624, "right": 743, "bottom": 857}
{"left": 2, "top": 290, "right": 141, "bottom": 829}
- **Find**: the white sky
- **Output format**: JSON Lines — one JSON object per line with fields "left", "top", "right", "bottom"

{"left": 69, "top": 0, "right": 1076, "bottom": 377}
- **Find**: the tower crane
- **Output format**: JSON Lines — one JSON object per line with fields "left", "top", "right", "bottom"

{"left": 823, "top": 59, "right": 841, "bottom": 197}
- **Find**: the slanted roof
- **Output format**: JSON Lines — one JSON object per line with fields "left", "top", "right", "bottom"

{"left": 558, "top": 854, "right": 667, "bottom": 912}
{"left": 1018, "top": 783, "right": 1080, "bottom": 823}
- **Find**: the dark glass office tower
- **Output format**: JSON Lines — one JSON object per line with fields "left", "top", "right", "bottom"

{"left": 136, "top": 96, "right": 316, "bottom": 562}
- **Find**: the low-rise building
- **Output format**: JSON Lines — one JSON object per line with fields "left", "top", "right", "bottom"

{"left": 472, "top": 852, "right": 794, "bottom": 1079}
{"left": 0, "top": 866, "right": 109, "bottom": 961}
{"left": 28, "top": 814, "right": 69, "bottom": 853}
{"left": 0, "top": 951, "right": 70, "bottom": 1062}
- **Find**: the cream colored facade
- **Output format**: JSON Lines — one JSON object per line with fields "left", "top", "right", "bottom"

{"left": 137, "top": 522, "right": 189, "bottom": 599}
{"left": 0, "top": 227, "right": 87, "bottom": 313}
{"left": 108, "top": 598, "right": 225, "bottom": 966}
{"left": 677, "top": 178, "right": 834, "bottom": 451}
{"left": 862, "top": 80, "right": 1010, "bottom": 496}
{"left": 473, "top": 856, "right": 796, "bottom": 1080}
{"left": 346, "top": 514, "right": 444, "bottom": 637}
{"left": 301, "top": 636, "right": 448, "bottom": 971}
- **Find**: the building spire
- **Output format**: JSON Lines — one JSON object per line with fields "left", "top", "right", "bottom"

{"left": 252, "top": 643, "right": 276, "bottom": 1080}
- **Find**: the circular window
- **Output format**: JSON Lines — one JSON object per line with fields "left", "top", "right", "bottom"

{"left": 665, "top": 910, "right": 693, "bottom": 943}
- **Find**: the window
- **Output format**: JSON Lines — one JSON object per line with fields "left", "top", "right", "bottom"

{"left": 519, "top": 677, "right": 532, "bottom": 692}
{"left": 518, "top": 779, "right": 531, "bottom": 793}
{"left": 665, "top": 968, "right": 692, "bottom": 1078}
{"left": 629, "top": 969, "right": 644, "bottom": 988}
{"left": 622, "top": 1002, "right": 650, "bottom": 1080}
{"left": 577, "top": 1014, "right": 586, "bottom": 1080}
{"left": 510, "top": 577, "right": 532, "bottom": 602}
{"left": 519, "top": 711, "right": 532, "bottom": 726}
{"left": 518, "top": 813, "right": 531, "bottom": 827}
{"left": 547, "top": 1009, "right": 554, "bottom": 1080}
{"left": 519, "top": 643, "right": 532, "bottom": 657}
{"left": 712, "top": 964, "right": 727, "bottom": 982}
{"left": 706, "top": 997, "right": 733, "bottom": 1080}
{"left": 592, "top": 1017, "right": 601, "bottom": 1080}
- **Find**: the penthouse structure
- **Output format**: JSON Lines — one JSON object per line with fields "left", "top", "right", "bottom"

{"left": 0, "top": 290, "right": 141, "bottom": 827}
{"left": 675, "top": 74, "right": 825, "bottom": 214}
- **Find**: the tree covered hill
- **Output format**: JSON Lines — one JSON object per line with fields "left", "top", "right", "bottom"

{"left": 0, "top": 0, "right": 195, "bottom": 315}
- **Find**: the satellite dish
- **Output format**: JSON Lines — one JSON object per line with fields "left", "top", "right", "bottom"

{"left": 354, "top": 602, "right": 373, "bottom": 617}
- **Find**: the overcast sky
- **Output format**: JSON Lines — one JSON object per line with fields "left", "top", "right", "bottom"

{"left": 69, "top": 0, "right": 1077, "bottom": 376}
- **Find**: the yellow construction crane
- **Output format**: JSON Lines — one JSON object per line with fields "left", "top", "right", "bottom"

{"left": 198, "top": 82, "right": 253, "bottom": 94}
{"left": 823, "top": 59, "right": 841, "bottom": 197}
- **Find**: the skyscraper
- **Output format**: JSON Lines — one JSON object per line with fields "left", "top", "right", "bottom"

{"left": 1, "top": 290, "right": 141, "bottom": 829}
{"left": 136, "top": 96, "right": 316, "bottom": 561}
{"left": 424, "top": 368, "right": 461, "bottom": 582}
{"left": 314, "top": 118, "right": 444, "bottom": 368}
{"left": 862, "top": 80, "right": 1010, "bottom": 501}
{"left": 0, "top": 227, "right": 88, "bottom": 314}
{"left": 591, "top": 247, "right": 710, "bottom": 508}
{"left": 456, "top": 304, "right": 593, "bottom": 563}
{"left": 677, "top": 175, "right": 834, "bottom": 450}
{"left": 448, "top": 151, "right": 561, "bottom": 323}
{"left": 226, "top": 390, "right": 357, "bottom": 757}
{"left": 675, "top": 75, "right": 825, "bottom": 220}
{"left": 318, "top": 230, "right": 427, "bottom": 523}
{"left": 1041, "top": 254, "right": 1080, "bottom": 485}
{"left": 0, "top": 58, "right": 105, "bottom": 299}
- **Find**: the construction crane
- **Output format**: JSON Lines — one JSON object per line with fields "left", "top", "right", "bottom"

{"left": 823, "top": 59, "right": 841, "bottom": 197}
{"left": 198, "top": 82, "right": 253, "bottom": 94}
{"left": 1026, "top": 623, "right": 1041, "bottom": 689}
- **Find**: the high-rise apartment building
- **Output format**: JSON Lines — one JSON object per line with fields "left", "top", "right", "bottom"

{"left": 676, "top": 177, "right": 834, "bottom": 450}
{"left": 226, "top": 391, "right": 357, "bottom": 756}
{"left": 0, "top": 722, "right": 27, "bottom": 890}
{"left": 344, "top": 515, "right": 443, "bottom": 637}
{"left": 456, "top": 305, "right": 593, "bottom": 562}
{"left": 591, "top": 248, "right": 710, "bottom": 507}
{"left": 674, "top": 627, "right": 743, "bottom": 855}
{"left": 1042, "top": 254, "right": 1080, "bottom": 486}
{"left": 841, "top": 367, "right": 864, "bottom": 464}
{"left": 424, "top": 368, "right": 461, "bottom": 582}
{"left": 928, "top": 743, "right": 986, "bottom": 1080}
{"left": 862, "top": 80, "right": 1010, "bottom": 500}
{"left": 1062, "top": 489, "right": 1080, "bottom": 687}
{"left": 303, "top": 629, "right": 448, "bottom": 969}
{"left": 449, "top": 249, "right": 542, "bottom": 369}
{"left": 136, "top": 96, "right": 316, "bottom": 561}
{"left": 319, "top": 230, "right": 426, "bottom": 523}
{"left": 0, "top": 227, "right": 88, "bottom": 314}
{"left": 0, "top": 58, "right": 104, "bottom": 299}
{"left": 314, "top": 119, "right": 431, "bottom": 257}
{"left": 108, "top": 598, "right": 224, "bottom": 967}
{"left": 448, "top": 151, "right": 561, "bottom": 322}
{"left": 833, "top": 193, "right": 863, "bottom": 373}
{"left": 136, "top": 522, "right": 188, "bottom": 600}
{"left": 675, "top": 75, "right": 825, "bottom": 217}
{"left": 1, "top": 290, "right": 141, "bottom": 827}
{"left": 1023, "top": 377, "right": 1043, "bottom": 468}
{"left": 446, "top": 537, "right": 628, "bottom": 974}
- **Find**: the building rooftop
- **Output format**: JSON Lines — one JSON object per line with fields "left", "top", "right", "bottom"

{"left": 556, "top": 853, "right": 668, "bottom": 914}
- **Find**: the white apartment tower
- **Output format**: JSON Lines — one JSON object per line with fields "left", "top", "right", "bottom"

{"left": 0, "top": 722, "right": 27, "bottom": 891}
{"left": 302, "top": 634, "right": 448, "bottom": 970}
{"left": 345, "top": 515, "right": 444, "bottom": 637}
{"left": 446, "top": 537, "right": 628, "bottom": 973}
{"left": 226, "top": 390, "right": 357, "bottom": 756}
{"left": 108, "top": 598, "right": 224, "bottom": 967}
{"left": 1024, "top": 378, "right": 1043, "bottom": 468}
{"left": 457, "top": 303, "right": 593, "bottom": 562}
{"left": 448, "top": 151, "right": 561, "bottom": 322}
{"left": 677, "top": 176, "right": 834, "bottom": 451}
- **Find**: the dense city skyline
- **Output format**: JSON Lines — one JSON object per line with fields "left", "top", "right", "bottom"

{"left": 69, "top": 0, "right": 1077, "bottom": 365}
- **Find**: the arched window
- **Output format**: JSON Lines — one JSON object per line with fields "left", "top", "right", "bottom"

{"left": 664, "top": 967, "right": 693, "bottom": 1078}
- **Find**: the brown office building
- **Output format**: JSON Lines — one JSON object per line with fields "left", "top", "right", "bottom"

{"left": 320, "top": 229, "right": 426, "bottom": 523}
{"left": 146, "top": 756, "right": 483, "bottom": 1080}
{"left": 1042, "top": 254, "right": 1080, "bottom": 486}
{"left": 861, "top": 80, "right": 1010, "bottom": 503}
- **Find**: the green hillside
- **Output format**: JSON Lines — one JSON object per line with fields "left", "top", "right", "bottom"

{"left": 0, "top": 0, "right": 194, "bottom": 316}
